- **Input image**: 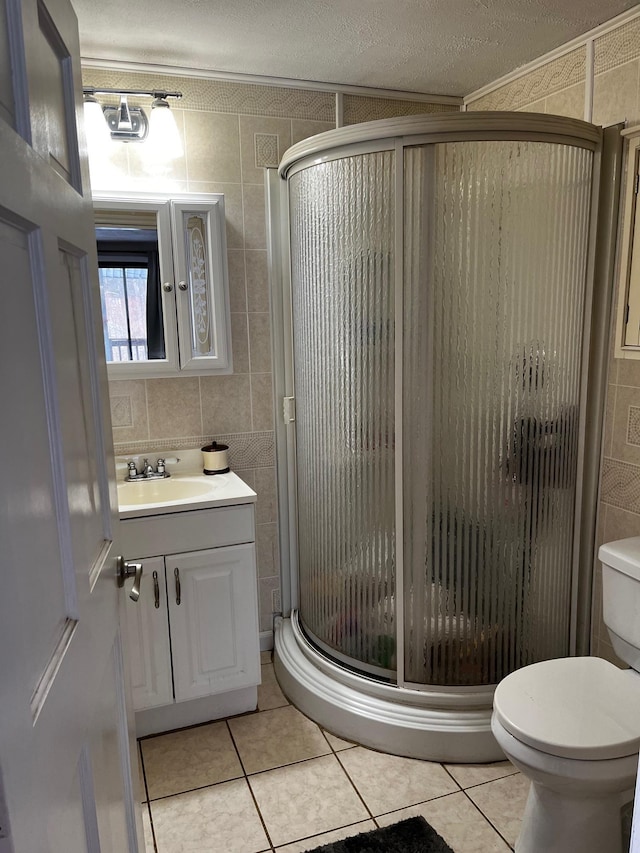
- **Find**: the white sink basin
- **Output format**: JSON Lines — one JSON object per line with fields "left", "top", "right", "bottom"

{"left": 117, "top": 476, "right": 222, "bottom": 508}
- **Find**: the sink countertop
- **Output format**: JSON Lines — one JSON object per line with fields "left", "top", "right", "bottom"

{"left": 116, "top": 450, "right": 257, "bottom": 519}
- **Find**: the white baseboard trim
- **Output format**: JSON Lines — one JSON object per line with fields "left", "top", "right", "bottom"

{"left": 259, "top": 630, "right": 273, "bottom": 652}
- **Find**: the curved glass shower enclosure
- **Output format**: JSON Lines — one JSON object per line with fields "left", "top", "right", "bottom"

{"left": 272, "top": 114, "right": 607, "bottom": 761}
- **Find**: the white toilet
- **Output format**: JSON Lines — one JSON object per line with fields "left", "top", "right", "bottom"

{"left": 491, "top": 537, "right": 640, "bottom": 853}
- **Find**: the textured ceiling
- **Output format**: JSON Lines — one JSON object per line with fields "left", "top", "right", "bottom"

{"left": 75, "top": 0, "right": 638, "bottom": 96}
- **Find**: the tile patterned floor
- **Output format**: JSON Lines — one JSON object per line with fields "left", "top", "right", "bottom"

{"left": 138, "top": 652, "right": 529, "bottom": 853}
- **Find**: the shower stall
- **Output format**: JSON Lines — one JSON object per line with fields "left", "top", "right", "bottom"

{"left": 268, "top": 113, "right": 619, "bottom": 761}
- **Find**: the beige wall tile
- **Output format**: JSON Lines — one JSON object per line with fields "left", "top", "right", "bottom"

{"left": 239, "top": 116, "right": 292, "bottom": 184}
{"left": 146, "top": 376, "right": 201, "bottom": 439}
{"left": 249, "top": 313, "right": 272, "bottom": 374}
{"left": 600, "top": 457, "right": 640, "bottom": 513}
{"left": 251, "top": 373, "right": 274, "bottom": 430}
{"left": 545, "top": 82, "right": 585, "bottom": 119}
{"left": 227, "top": 249, "right": 247, "bottom": 312}
{"left": 184, "top": 111, "right": 241, "bottom": 183}
{"left": 259, "top": 576, "right": 280, "bottom": 631}
{"left": 200, "top": 374, "right": 252, "bottom": 435}
{"left": 257, "top": 522, "right": 280, "bottom": 578}
{"left": 617, "top": 357, "right": 640, "bottom": 388}
{"left": 246, "top": 251, "right": 269, "bottom": 313}
{"left": 109, "top": 378, "right": 149, "bottom": 442}
{"left": 611, "top": 384, "right": 640, "bottom": 464}
{"left": 88, "top": 140, "right": 130, "bottom": 191}
{"left": 593, "top": 61, "right": 640, "bottom": 127}
{"left": 602, "top": 384, "right": 617, "bottom": 458}
{"left": 185, "top": 180, "right": 244, "bottom": 249}
{"left": 231, "top": 312, "right": 250, "bottom": 374}
{"left": 243, "top": 183, "right": 267, "bottom": 251}
{"left": 187, "top": 180, "right": 244, "bottom": 249}
{"left": 127, "top": 108, "right": 187, "bottom": 183}
{"left": 291, "top": 119, "right": 335, "bottom": 146}
{"left": 255, "top": 466, "right": 278, "bottom": 524}
{"left": 602, "top": 503, "right": 640, "bottom": 541}
{"left": 117, "top": 175, "right": 189, "bottom": 194}
{"left": 517, "top": 98, "right": 546, "bottom": 113}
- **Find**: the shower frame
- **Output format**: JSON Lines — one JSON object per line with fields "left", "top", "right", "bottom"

{"left": 267, "top": 113, "right": 623, "bottom": 761}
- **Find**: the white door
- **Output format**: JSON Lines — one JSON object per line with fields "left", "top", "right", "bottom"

{"left": 0, "top": 0, "right": 140, "bottom": 850}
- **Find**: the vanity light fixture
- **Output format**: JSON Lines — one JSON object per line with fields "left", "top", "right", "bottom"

{"left": 82, "top": 87, "right": 183, "bottom": 146}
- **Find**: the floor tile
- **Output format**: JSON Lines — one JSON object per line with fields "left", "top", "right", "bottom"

{"left": 151, "top": 778, "right": 270, "bottom": 853}
{"left": 466, "top": 773, "right": 530, "bottom": 847}
{"left": 249, "top": 753, "right": 369, "bottom": 847}
{"left": 141, "top": 721, "right": 243, "bottom": 800}
{"left": 276, "top": 820, "right": 377, "bottom": 852}
{"left": 138, "top": 747, "right": 147, "bottom": 803}
{"left": 376, "top": 791, "right": 512, "bottom": 853}
{"left": 141, "top": 804, "right": 156, "bottom": 853}
{"left": 444, "top": 760, "right": 518, "bottom": 789}
{"left": 260, "top": 650, "right": 272, "bottom": 665}
{"left": 229, "top": 705, "right": 330, "bottom": 774}
{"left": 257, "top": 663, "right": 289, "bottom": 711}
{"left": 323, "top": 730, "right": 357, "bottom": 751}
{"left": 337, "top": 746, "right": 459, "bottom": 815}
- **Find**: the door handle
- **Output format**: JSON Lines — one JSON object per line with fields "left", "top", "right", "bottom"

{"left": 116, "top": 556, "right": 143, "bottom": 602}
{"left": 174, "top": 567, "right": 181, "bottom": 605}
{"left": 153, "top": 570, "right": 160, "bottom": 608}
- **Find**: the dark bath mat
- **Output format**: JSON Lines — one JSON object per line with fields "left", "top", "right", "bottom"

{"left": 302, "top": 816, "right": 454, "bottom": 853}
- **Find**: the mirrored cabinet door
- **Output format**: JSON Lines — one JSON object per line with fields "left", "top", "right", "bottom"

{"left": 93, "top": 192, "right": 232, "bottom": 378}
{"left": 171, "top": 199, "right": 231, "bottom": 372}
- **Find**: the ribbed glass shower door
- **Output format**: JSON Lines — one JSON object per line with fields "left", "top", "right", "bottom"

{"left": 288, "top": 132, "right": 594, "bottom": 686}
{"left": 290, "top": 151, "right": 397, "bottom": 673}
{"left": 403, "top": 141, "right": 593, "bottom": 685}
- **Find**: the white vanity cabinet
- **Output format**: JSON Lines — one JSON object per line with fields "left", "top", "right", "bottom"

{"left": 121, "top": 500, "right": 260, "bottom": 736}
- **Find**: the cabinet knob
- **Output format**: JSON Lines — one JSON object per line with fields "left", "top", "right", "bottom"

{"left": 162, "top": 282, "right": 174, "bottom": 293}
{"left": 178, "top": 280, "right": 188, "bottom": 292}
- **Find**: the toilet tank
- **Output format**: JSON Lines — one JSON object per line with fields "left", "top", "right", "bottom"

{"left": 599, "top": 537, "right": 640, "bottom": 671}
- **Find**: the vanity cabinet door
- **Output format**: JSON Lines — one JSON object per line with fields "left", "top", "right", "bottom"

{"left": 122, "top": 556, "right": 173, "bottom": 711}
{"left": 167, "top": 544, "right": 260, "bottom": 702}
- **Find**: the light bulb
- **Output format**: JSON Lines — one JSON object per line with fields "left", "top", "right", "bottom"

{"left": 83, "top": 96, "right": 110, "bottom": 155}
{"left": 147, "top": 99, "right": 183, "bottom": 160}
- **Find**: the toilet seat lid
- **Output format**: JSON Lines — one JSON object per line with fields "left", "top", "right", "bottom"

{"left": 493, "top": 657, "right": 640, "bottom": 760}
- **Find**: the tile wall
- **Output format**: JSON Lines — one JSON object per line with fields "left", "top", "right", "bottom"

{"left": 83, "top": 67, "right": 456, "bottom": 636}
{"left": 467, "top": 14, "right": 640, "bottom": 662}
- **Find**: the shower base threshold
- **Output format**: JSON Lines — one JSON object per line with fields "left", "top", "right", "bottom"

{"left": 274, "top": 613, "right": 504, "bottom": 763}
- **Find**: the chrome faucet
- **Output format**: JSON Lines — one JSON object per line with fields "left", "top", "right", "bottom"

{"left": 125, "top": 458, "right": 171, "bottom": 481}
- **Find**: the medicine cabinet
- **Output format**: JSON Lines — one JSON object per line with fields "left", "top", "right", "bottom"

{"left": 94, "top": 191, "right": 232, "bottom": 378}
